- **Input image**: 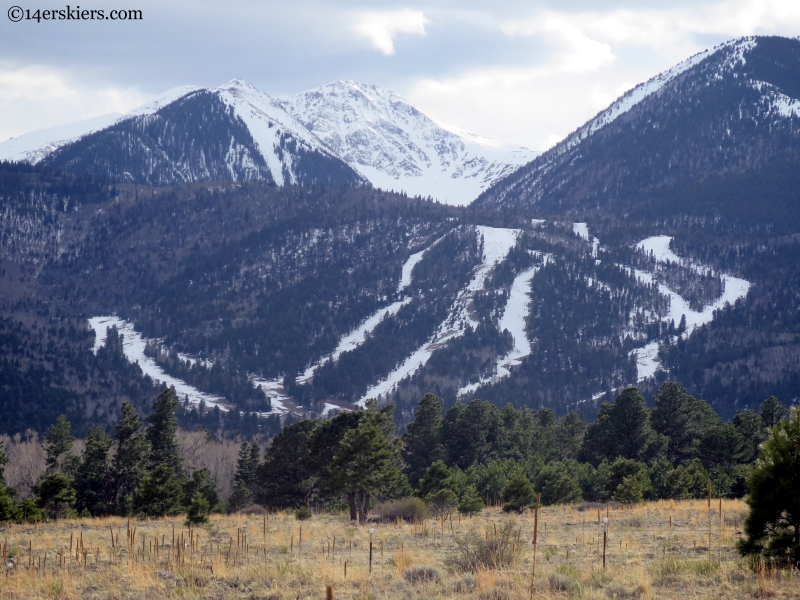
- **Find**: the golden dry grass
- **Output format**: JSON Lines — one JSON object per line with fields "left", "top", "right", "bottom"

{"left": 1, "top": 500, "right": 798, "bottom": 599}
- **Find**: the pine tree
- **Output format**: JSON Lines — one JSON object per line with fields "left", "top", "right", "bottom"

{"left": 501, "top": 468, "right": 536, "bottom": 513}
{"left": 651, "top": 382, "right": 719, "bottom": 464}
{"left": 74, "top": 427, "right": 112, "bottom": 517}
{"left": 44, "top": 415, "right": 76, "bottom": 474}
{"left": 146, "top": 388, "right": 183, "bottom": 477}
{"left": 738, "top": 406, "right": 800, "bottom": 566}
{"left": 457, "top": 485, "right": 485, "bottom": 515}
{"left": 760, "top": 396, "right": 789, "bottom": 428}
{"left": 613, "top": 475, "right": 644, "bottom": 504}
{"left": 227, "top": 479, "right": 254, "bottom": 513}
{"left": 182, "top": 468, "right": 220, "bottom": 513}
{"left": 257, "top": 420, "right": 318, "bottom": 509}
{"left": 581, "top": 387, "right": 665, "bottom": 465}
{"left": 248, "top": 442, "right": 261, "bottom": 489}
{"left": 402, "top": 393, "right": 445, "bottom": 487}
{"left": 330, "top": 406, "right": 406, "bottom": 523}
{"left": 234, "top": 442, "right": 256, "bottom": 488}
{"left": 186, "top": 492, "right": 210, "bottom": 525}
{"left": 110, "top": 402, "right": 151, "bottom": 514}
{"left": 36, "top": 473, "right": 77, "bottom": 519}
{"left": 0, "top": 487, "right": 15, "bottom": 522}
{"left": 133, "top": 464, "right": 184, "bottom": 517}
{"left": 417, "top": 461, "right": 459, "bottom": 499}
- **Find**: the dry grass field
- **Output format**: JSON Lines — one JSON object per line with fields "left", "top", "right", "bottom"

{"left": 1, "top": 500, "right": 798, "bottom": 599}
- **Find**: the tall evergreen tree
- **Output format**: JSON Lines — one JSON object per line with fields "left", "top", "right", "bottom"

{"left": 760, "top": 396, "right": 789, "bottom": 428}
{"left": 738, "top": 406, "right": 800, "bottom": 566}
{"left": 734, "top": 409, "right": 768, "bottom": 463}
{"left": 330, "top": 405, "right": 406, "bottom": 523}
{"left": 74, "top": 426, "right": 112, "bottom": 516}
{"left": 44, "top": 415, "right": 76, "bottom": 474}
{"left": 257, "top": 420, "right": 318, "bottom": 509}
{"left": 146, "top": 388, "right": 183, "bottom": 477}
{"left": 651, "top": 382, "right": 719, "bottom": 464}
{"left": 554, "top": 411, "right": 587, "bottom": 460}
{"left": 234, "top": 442, "right": 256, "bottom": 488}
{"left": 133, "top": 464, "right": 184, "bottom": 517}
{"left": 308, "top": 410, "right": 365, "bottom": 502}
{"left": 581, "top": 387, "right": 665, "bottom": 466}
{"left": 443, "top": 399, "right": 503, "bottom": 469}
{"left": 110, "top": 401, "right": 151, "bottom": 514}
{"left": 402, "top": 393, "right": 445, "bottom": 487}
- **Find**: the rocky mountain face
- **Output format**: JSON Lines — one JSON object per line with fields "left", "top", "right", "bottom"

{"left": 278, "top": 81, "right": 538, "bottom": 205}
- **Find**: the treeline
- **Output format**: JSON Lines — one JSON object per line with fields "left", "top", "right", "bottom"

{"left": 239, "top": 383, "right": 790, "bottom": 520}
{"left": 0, "top": 389, "right": 223, "bottom": 524}
{"left": 0, "top": 382, "right": 791, "bottom": 525}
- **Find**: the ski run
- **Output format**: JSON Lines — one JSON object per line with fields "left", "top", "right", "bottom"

{"left": 87, "top": 229, "right": 752, "bottom": 418}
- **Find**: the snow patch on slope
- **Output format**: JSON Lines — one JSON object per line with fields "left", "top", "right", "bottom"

{"left": 627, "top": 235, "right": 751, "bottom": 381}
{"left": 88, "top": 316, "right": 228, "bottom": 410}
{"left": 458, "top": 261, "right": 543, "bottom": 397}
{"left": 358, "top": 226, "right": 520, "bottom": 404}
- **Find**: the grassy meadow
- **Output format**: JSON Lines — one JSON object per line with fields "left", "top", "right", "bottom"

{"left": 1, "top": 500, "right": 798, "bottom": 599}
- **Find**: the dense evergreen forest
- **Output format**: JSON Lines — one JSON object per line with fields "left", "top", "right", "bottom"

{"left": 0, "top": 385, "right": 791, "bottom": 526}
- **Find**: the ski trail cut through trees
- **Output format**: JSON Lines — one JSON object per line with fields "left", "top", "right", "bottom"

{"left": 358, "top": 226, "right": 521, "bottom": 405}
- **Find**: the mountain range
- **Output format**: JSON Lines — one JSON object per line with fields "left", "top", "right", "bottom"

{"left": 0, "top": 80, "right": 537, "bottom": 205}
{"left": 1, "top": 35, "right": 799, "bottom": 438}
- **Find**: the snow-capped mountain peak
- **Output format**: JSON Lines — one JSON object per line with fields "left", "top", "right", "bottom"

{"left": 1, "top": 78, "right": 536, "bottom": 203}
{"left": 279, "top": 80, "right": 539, "bottom": 205}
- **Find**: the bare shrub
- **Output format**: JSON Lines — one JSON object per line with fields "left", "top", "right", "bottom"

{"left": 447, "top": 521, "right": 517, "bottom": 572}
{"left": 403, "top": 565, "right": 442, "bottom": 584}
{"left": 1, "top": 430, "right": 46, "bottom": 498}
{"left": 176, "top": 428, "right": 240, "bottom": 498}
{"left": 374, "top": 497, "right": 430, "bottom": 523}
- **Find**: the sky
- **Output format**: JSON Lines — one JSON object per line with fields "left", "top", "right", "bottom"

{"left": 0, "top": 0, "right": 798, "bottom": 150}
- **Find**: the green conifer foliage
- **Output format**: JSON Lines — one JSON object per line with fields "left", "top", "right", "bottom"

{"left": 186, "top": 492, "right": 210, "bottom": 525}
{"left": 44, "top": 415, "right": 75, "bottom": 474}
{"left": 330, "top": 406, "right": 406, "bottom": 523}
{"left": 612, "top": 475, "right": 644, "bottom": 504}
{"left": 457, "top": 485, "right": 485, "bottom": 515}
{"left": 74, "top": 426, "right": 112, "bottom": 517}
{"left": 227, "top": 478, "right": 254, "bottom": 513}
{"left": 402, "top": 393, "right": 445, "bottom": 487}
{"left": 133, "top": 464, "right": 184, "bottom": 517}
{"left": 182, "top": 468, "right": 220, "bottom": 512}
{"left": 110, "top": 402, "right": 151, "bottom": 514}
{"left": 738, "top": 407, "right": 800, "bottom": 566}
{"left": 501, "top": 468, "right": 536, "bottom": 513}
{"left": 36, "top": 472, "right": 77, "bottom": 519}
{"left": 760, "top": 396, "right": 789, "bottom": 428}
{"left": 146, "top": 388, "right": 183, "bottom": 476}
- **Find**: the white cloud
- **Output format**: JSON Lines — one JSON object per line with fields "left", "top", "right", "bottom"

{"left": 0, "top": 64, "right": 147, "bottom": 141}
{"left": 352, "top": 9, "right": 428, "bottom": 55}
{"left": 502, "top": 12, "right": 615, "bottom": 73}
